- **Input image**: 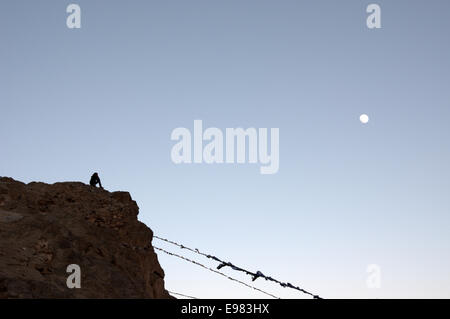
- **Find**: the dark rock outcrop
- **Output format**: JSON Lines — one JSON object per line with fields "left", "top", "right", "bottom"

{"left": 0, "top": 177, "right": 171, "bottom": 298}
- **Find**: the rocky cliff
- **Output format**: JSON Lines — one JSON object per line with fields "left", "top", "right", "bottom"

{"left": 0, "top": 177, "right": 171, "bottom": 298}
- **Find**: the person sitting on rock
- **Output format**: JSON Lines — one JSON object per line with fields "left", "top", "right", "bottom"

{"left": 89, "top": 172, "right": 103, "bottom": 189}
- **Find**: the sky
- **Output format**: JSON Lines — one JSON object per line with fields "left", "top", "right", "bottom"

{"left": 1, "top": 0, "right": 450, "bottom": 299}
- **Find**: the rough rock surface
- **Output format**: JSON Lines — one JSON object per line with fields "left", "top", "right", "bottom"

{"left": 0, "top": 177, "right": 171, "bottom": 298}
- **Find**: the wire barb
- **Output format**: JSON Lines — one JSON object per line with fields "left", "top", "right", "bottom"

{"left": 153, "top": 246, "right": 280, "bottom": 299}
{"left": 153, "top": 235, "right": 322, "bottom": 299}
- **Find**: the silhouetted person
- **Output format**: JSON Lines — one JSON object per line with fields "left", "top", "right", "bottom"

{"left": 90, "top": 172, "right": 103, "bottom": 189}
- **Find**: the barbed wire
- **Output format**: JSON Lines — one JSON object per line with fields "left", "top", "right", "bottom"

{"left": 154, "top": 235, "right": 321, "bottom": 299}
{"left": 153, "top": 246, "right": 279, "bottom": 299}
{"left": 167, "top": 290, "right": 198, "bottom": 299}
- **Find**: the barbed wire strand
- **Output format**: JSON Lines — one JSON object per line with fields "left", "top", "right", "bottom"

{"left": 154, "top": 246, "right": 279, "bottom": 299}
{"left": 167, "top": 290, "right": 198, "bottom": 299}
{"left": 153, "top": 235, "right": 321, "bottom": 299}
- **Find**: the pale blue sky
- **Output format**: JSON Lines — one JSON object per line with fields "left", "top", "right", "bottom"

{"left": 1, "top": 0, "right": 450, "bottom": 298}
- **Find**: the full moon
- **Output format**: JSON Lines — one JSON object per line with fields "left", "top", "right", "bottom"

{"left": 360, "top": 114, "right": 369, "bottom": 124}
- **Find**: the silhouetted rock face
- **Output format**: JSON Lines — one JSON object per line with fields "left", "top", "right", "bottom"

{"left": 0, "top": 177, "right": 171, "bottom": 298}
